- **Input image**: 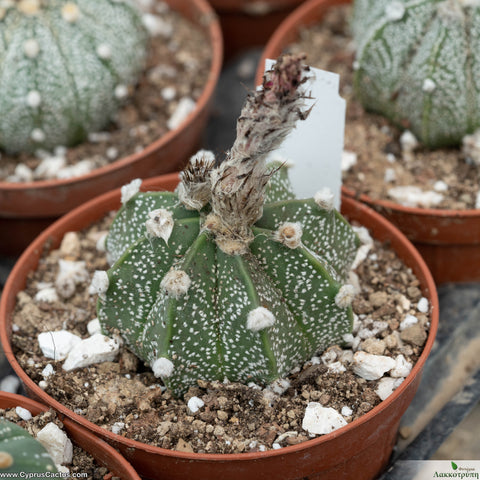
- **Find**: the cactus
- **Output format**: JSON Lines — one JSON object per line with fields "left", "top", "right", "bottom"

{"left": 0, "top": 420, "right": 57, "bottom": 473}
{"left": 95, "top": 54, "right": 360, "bottom": 397}
{"left": 352, "top": 0, "right": 480, "bottom": 148}
{"left": 0, "top": 0, "right": 147, "bottom": 154}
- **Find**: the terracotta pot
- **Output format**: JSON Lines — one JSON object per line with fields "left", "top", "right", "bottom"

{"left": 0, "top": 173, "right": 438, "bottom": 480}
{"left": 0, "top": 391, "right": 141, "bottom": 480}
{"left": 0, "top": 0, "right": 223, "bottom": 257}
{"left": 209, "top": 0, "right": 305, "bottom": 59}
{"left": 255, "top": 0, "right": 480, "bottom": 284}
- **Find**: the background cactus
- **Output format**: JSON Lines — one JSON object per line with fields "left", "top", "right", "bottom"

{"left": 0, "top": 420, "right": 57, "bottom": 473}
{"left": 0, "top": 0, "right": 147, "bottom": 154}
{"left": 96, "top": 54, "right": 360, "bottom": 397}
{"left": 352, "top": 0, "right": 480, "bottom": 148}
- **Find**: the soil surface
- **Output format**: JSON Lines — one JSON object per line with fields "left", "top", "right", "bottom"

{"left": 286, "top": 5, "right": 480, "bottom": 210}
{"left": 0, "top": 407, "right": 116, "bottom": 479}
{"left": 0, "top": 1, "right": 211, "bottom": 183}
{"left": 10, "top": 211, "right": 431, "bottom": 454}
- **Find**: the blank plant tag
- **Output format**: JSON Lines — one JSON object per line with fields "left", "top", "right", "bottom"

{"left": 263, "top": 58, "right": 346, "bottom": 209}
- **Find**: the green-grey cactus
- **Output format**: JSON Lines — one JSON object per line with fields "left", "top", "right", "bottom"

{"left": 352, "top": 0, "right": 480, "bottom": 148}
{"left": 0, "top": 0, "right": 147, "bottom": 154}
{"left": 0, "top": 420, "right": 57, "bottom": 474}
{"left": 94, "top": 54, "right": 360, "bottom": 397}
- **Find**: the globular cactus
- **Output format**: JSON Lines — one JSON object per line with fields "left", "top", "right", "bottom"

{"left": 95, "top": 54, "right": 360, "bottom": 397}
{"left": 0, "top": 0, "right": 147, "bottom": 154}
{"left": 352, "top": 0, "right": 480, "bottom": 148}
{"left": 0, "top": 420, "right": 57, "bottom": 474}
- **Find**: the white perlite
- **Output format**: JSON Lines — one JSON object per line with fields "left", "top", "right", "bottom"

{"left": 121, "top": 178, "right": 142, "bottom": 205}
{"left": 145, "top": 209, "right": 174, "bottom": 243}
{"left": 376, "top": 377, "right": 404, "bottom": 401}
{"left": 417, "top": 297, "right": 429, "bottom": 313}
{"left": 341, "top": 150, "right": 357, "bottom": 172}
{"left": 36, "top": 422, "right": 73, "bottom": 466}
{"left": 87, "top": 318, "right": 102, "bottom": 336}
{"left": 352, "top": 351, "right": 396, "bottom": 380}
{"left": 302, "top": 403, "right": 347, "bottom": 435}
{"left": 187, "top": 396, "right": 205, "bottom": 414}
{"left": 55, "top": 259, "right": 89, "bottom": 299}
{"left": 388, "top": 186, "right": 444, "bottom": 208}
{"left": 351, "top": 226, "right": 373, "bottom": 269}
{"left": 15, "top": 406, "right": 32, "bottom": 421}
{"left": 246, "top": 307, "right": 276, "bottom": 332}
{"left": 89, "top": 270, "right": 109, "bottom": 300}
{"left": 35, "top": 286, "right": 58, "bottom": 303}
{"left": 111, "top": 422, "right": 125, "bottom": 435}
{"left": 152, "top": 357, "right": 174, "bottom": 378}
{"left": 38, "top": 331, "right": 81, "bottom": 361}
{"left": 167, "top": 97, "right": 196, "bottom": 130}
{"left": 41, "top": 364, "right": 55, "bottom": 378}
{"left": 400, "top": 314, "right": 418, "bottom": 330}
{"left": 160, "top": 269, "right": 191, "bottom": 298}
{"left": 62, "top": 334, "right": 120, "bottom": 371}
{"left": 390, "top": 354, "right": 413, "bottom": 378}
{"left": 142, "top": 13, "right": 173, "bottom": 37}
{"left": 341, "top": 406, "right": 353, "bottom": 417}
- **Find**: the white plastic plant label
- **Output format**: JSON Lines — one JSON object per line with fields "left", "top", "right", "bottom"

{"left": 263, "top": 58, "right": 346, "bottom": 209}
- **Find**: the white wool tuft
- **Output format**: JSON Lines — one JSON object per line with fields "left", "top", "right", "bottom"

{"left": 246, "top": 307, "right": 276, "bottom": 332}
{"left": 120, "top": 178, "right": 142, "bottom": 205}
{"left": 274, "top": 222, "right": 302, "bottom": 249}
{"left": 314, "top": 188, "right": 335, "bottom": 211}
{"left": 89, "top": 270, "right": 109, "bottom": 300}
{"left": 335, "top": 285, "right": 356, "bottom": 308}
{"left": 152, "top": 357, "right": 174, "bottom": 378}
{"left": 145, "top": 208, "right": 174, "bottom": 243}
{"left": 160, "top": 269, "right": 191, "bottom": 298}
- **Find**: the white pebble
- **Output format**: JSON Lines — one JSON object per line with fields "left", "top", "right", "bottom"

{"left": 341, "top": 150, "right": 357, "bottom": 171}
{"left": 87, "top": 318, "right": 102, "bottom": 336}
{"left": 341, "top": 406, "right": 353, "bottom": 417}
{"left": 161, "top": 86, "right": 176, "bottom": 101}
{"left": 400, "top": 314, "right": 418, "bottom": 330}
{"left": 388, "top": 186, "right": 443, "bottom": 208}
{"left": 35, "top": 156, "right": 66, "bottom": 179}
{"left": 38, "top": 330, "right": 82, "bottom": 361}
{"left": 390, "top": 354, "right": 412, "bottom": 378}
{"left": 167, "top": 97, "right": 196, "bottom": 130}
{"left": 106, "top": 147, "right": 118, "bottom": 160}
{"left": 270, "top": 378, "right": 290, "bottom": 395}
{"left": 187, "top": 396, "right": 205, "bottom": 414}
{"left": 41, "top": 364, "right": 55, "bottom": 378}
{"left": 376, "top": 377, "right": 404, "bottom": 401}
{"left": 62, "top": 334, "right": 120, "bottom": 371}
{"left": 15, "top": 406, "right": 32, "bottom": 421}
{"left": 111, "top": 422, "right": 125, "bottom": 435}
{"left": 114, "top": 84, "right": 129, "bottom": 100}
{"left": 56, "top": 159, "right": 94, "bottom": 180}
{"left": 328, "top": 361, "right": 346, "bottom": 374}
{"left": 384, "top": 168, "right": 396, "bottom": 183}
{"left": 302, "top": 403, "right": 347, "bottom": 435}
{"left": 417, "top": 297, "right": 429, "bottom": 313}
{"left": 35, "top": 287, "right": 58, "bottom": 303}
{"left": 36, "top": 423, "right": 73, "bottom": 465}
{"left": 352, "top": 351, "right": 396, "bottom": 380}
{"left": 433, "top": 180, "right": 448, "bottom": 192}
{"left": 142, "top": 13, "right": 173, "bottom": 37}
{"left": 400, "top": 130, "right": 419, "bottom": 152}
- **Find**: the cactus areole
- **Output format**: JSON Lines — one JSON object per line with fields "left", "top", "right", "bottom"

{"left": 352, "top": 0, "right": 480, "bottom": 148}
{"left": 0, "top": 420, "right": 57, "bottom": 473}
{"left": 96, "top": 54, "right": 360, "bottom": 397}
{"left": 0, "top": 0, "right": 147, "bottom": 154}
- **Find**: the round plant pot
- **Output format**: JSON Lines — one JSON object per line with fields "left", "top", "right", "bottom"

{"left": 210, "top": 0, "right": 304, "bottom": 59}
{"left": 0, "top": 173, "right": 438, "bottom": 480}
{"left": 0, "top": 391, "right": 141, "bottom": 480}
{"left": 255, "top": 0, "right": 480, "bottom": 284}
{"left": 0, "top": 0, "right": 223, "bottom": 257}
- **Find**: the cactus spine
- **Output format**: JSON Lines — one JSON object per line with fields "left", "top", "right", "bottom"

{"left": 96, "top": 54, "right": 360, "bottom": 397}
{"left": 0, "top": 0, "right": 147, "bottom": 154}
{"left": 0, "top": 420, "right": 57, "bottom": 473}
{"left": 352, "top": 0, "right": 480, "bottom": 148}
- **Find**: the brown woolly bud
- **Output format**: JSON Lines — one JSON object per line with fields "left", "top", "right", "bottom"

{"left": 209, "top": 53, "right": 310, "bottom": 254}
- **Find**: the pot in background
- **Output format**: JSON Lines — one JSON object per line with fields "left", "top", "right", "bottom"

{"left": 0, "top": 391, "right": 141, "bottom": 480}
{"left": 0, "top": 0, "right": 223, "bottom": 257}
{"left": 0, "top": 173, "right": 438, "bottom": 480}
{"left": 255, "top": 0, "right": 480, "bottom": 284}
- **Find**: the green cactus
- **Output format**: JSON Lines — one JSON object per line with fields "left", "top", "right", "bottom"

{"left": 352, "top": 0, "right": 480, "bottom": 148}
{"left": 0, "top": 419, "right": 57, "bottom": 474}
{"left": 0, "top": 0, "right": 147, "bottom": 154}
{"left": 95, "top": 54, "right": 360, "bottom": 397}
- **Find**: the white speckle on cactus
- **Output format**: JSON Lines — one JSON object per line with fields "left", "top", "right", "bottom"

{"left": 145, "top": 208, "right": 174, "bottom": 243}
{"left": 341, "top": 150, "right": 357, "bottom": 172}
{"left": 274, "top": 222, "right": 302, "bottom": 249}
{"left": 167, "top": 97, "right": 196, "bottom": 130}
{"left": 385, "top": 1, "right": 405, "bottom": 21}
{"left": 160, "top": 269, "right": 191, "bottom": 298}
{"left": 314, "top": 188, "right": 334, "bottom": 211}
{"left": 36, "top": 423, "right": 73, "bottom": 466}
{"left": 152, "top": 357, "right": 174, "bottom": 378}
{"left": 335, "top": 284, "right": 356, "bottom": 308}
{"left": 96, "top": 43, "right": 112, "bottom": 60}
{"left": 121, "top": 178, "right": 142, "bottom": 205}
{"left": 27, "top": 90, "right": 41, "bottom": 108}
{"left": 114, "top": 84, "right": 129, "bottom": 100}
{"left": 30, "top": 128, "right": 45, "bottom": 143}
{"left": 15, "top": 406, "right": 32, "bottom": 421}
{"left": 35, "top": 286, "right": 58, "bottom": 303}
{"left": 246, "top": 307, "right": 276, "bottom": 332}
{"left": 62, "top": 2, "right": 80, "bottom": 23}
{"left": 422, "top": 78, "right": 436, "bottom": 93}
{"left": 302, "top": 403, "right": 347, "bottom": 434}
{"left": 187, "top": 396, "right": 205, "bottom": 413}
{"left": 17, "top": 0, "right": 40, "bottom": 15}
{"left": 89, "top": 270, "right": 109, "bottom": 300}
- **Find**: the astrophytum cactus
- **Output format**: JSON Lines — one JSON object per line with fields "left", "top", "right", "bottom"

{"left": 352, "top": 0, "right": 480, "bottom": 148}
{"left": 0, "top": 420, "right": 57, "bottom": 474}
{"left": 94, "top": 54, "right": 360, "bottom": 397}
{"left": 0, "top": 0, "right": 147, "bottom": 154}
